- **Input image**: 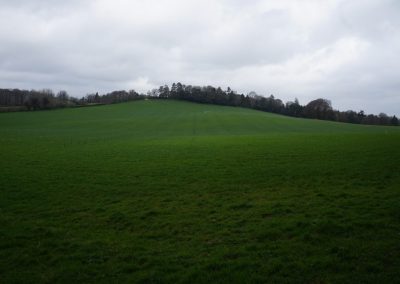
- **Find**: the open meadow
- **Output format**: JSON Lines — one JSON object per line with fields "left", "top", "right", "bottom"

{"left": 1, "top": 100, "right": 399, "bottom": 283}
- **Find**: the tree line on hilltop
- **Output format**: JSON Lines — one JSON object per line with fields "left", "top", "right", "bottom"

{"left": 149, "top": 83, "right": 398, "bottom": 126}
{"left": 0, "top": 84, "right": 398, "bottom": 126}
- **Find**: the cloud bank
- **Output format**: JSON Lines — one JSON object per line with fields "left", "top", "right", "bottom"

{"left": 0, "top": 0, "right": 399, "bottom": 115}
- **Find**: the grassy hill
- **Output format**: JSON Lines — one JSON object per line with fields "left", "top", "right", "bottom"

{"left": 1, "top": 100, "right": 399, "bottom": 283}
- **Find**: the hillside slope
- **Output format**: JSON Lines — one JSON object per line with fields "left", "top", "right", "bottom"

{"left": 0, "top": 100, "right": 397, "bottom": 139}
{"left": 1, "top": 100, "right": 399, "bottom": 283}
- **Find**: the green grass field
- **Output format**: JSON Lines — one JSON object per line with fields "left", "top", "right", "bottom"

{"left": 1, "top": 100, "right": 399, "bottom": 283}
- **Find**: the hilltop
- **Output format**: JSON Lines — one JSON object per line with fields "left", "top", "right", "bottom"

{"left": 0, "top": 99, "right": 397, "bottom": 137}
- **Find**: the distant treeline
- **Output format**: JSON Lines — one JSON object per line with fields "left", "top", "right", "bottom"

{"left": 0, "top": 85, "right": 398, "bottom": 126}
{"left": 0, "top": 88, "right": 144, "bottom": 111}
{"left": 147, "top": 83, "right": 399, "bottom": 126}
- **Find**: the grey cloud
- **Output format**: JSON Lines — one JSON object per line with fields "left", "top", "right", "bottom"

{"left": 0, "top": 0, "right": 399, "bottom": 115}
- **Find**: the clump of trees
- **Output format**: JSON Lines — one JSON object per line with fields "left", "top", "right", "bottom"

{"left": 83, "top": 90, "right": 143, "bottom": 104}
{"left": 298, "top": 98, "right": 398, "bottom": 125}
{"left": 0, "top": 88, "right": 79, "bottom": 111}
{"left": 147, "top": 82, "right": 399, "bottom": 126}
{"left": 0, "top": 88, "right": 144, "bottom": 112}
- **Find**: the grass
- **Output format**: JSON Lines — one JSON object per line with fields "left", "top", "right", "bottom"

{"left": 0, "top": 100, "right": 399, "bottom": 283}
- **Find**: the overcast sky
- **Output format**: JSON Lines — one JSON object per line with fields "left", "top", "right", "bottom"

{"left": 0, "top": 0, "right": 399, "bottom": 115}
